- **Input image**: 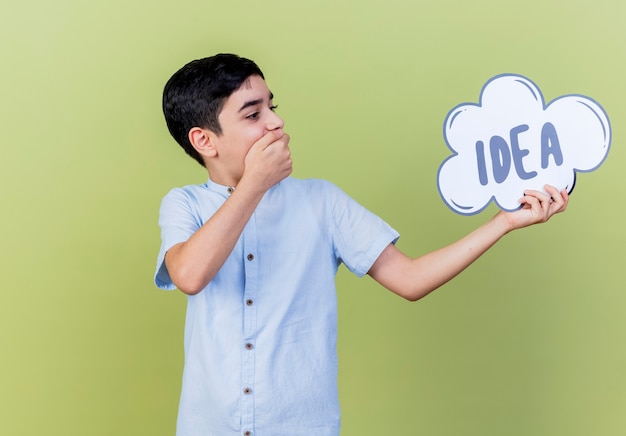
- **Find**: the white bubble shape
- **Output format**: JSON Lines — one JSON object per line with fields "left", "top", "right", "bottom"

{"left": 437, "top": 74, "right": 611, "bottom": 215}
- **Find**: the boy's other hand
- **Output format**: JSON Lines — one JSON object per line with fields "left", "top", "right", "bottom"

{"left": 242, "top": 130, "right": 293, "bottom": 192}
{"left": 500, "top": 184, "right": 569, "bottom": 232}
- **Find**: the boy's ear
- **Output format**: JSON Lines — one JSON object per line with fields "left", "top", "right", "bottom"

{"left": 188, "top": 127, "right": 218, "bottom": 158}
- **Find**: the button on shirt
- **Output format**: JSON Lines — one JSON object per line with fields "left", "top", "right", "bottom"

{"left": 155, "top": 177, "right": 399, "bottom": 436}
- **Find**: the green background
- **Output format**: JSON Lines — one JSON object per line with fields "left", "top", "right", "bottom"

{"left": 1, "top": 0, "right": 624, "bottom": 434}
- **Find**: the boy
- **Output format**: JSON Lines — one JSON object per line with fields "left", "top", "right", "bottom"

{"left": 155, "top": 54, "right": 568, "bottom": 436}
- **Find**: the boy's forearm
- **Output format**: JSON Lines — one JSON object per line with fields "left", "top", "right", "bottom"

{"left": 165, "top": 180, "right": 267, "bottom": 295}
{"left": 370, "top": 187, "right": 567, "bottom": 301}
{"left": 165, "top": 132, "right": 293, "bottom": 295}
{"left": 372, "top": 213, "right": 512, "bottom": 301}
{"left": 406, "top": 212, "right": 512, "bottom": 299}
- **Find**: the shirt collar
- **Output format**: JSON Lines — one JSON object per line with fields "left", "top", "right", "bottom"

{"left": 205, "top": 178, "right": 236, "bottom": 197}
{"left": 205, "top": 176, "right": 288, "bottom": 198}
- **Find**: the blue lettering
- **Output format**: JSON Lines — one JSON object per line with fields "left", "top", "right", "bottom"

{"left": 541, "top": 122, "right": 563, "bottom": 169}
{"left": 475, "top": 122, "right": 560, "bottom": 185}
{"left": 509, "top": 124, "right": 537, "bottom": 180}
{"left": 476, "top": 140, "right": 489, "bottom": 186}
{"left": 489, "top": 135, "right": 511, "bottom": 184}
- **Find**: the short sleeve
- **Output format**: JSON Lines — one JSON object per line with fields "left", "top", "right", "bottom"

{"left": 154, "top": 188, "right": 203, "bottom": 290}
{"left": 326, "top": 182, "right": 400, "bottom": 277}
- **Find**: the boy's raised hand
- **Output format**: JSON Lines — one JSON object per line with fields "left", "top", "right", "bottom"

{"left": 164, "top": 129, "right": 292, "bottom": 295}
{"left": 501, "top": 184, "right": 569, "bottom": 232}
{"left": 242, "top": 130, "right": 293, "bottom": 192}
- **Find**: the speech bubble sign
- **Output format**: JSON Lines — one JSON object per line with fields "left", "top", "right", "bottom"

{"left": 437, "top": 74, "right": 611, "bottom": 215}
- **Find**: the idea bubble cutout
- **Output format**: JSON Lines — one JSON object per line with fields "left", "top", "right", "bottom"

{"left": 437, "top": 74, "right": 611, "bottom": 215}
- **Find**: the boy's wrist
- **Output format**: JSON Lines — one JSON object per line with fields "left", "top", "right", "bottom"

{"left": 491, "top": 211, "right": 515, "bottom": 236}
{"left": 236, "top": 173, "right": 272, "bottom": 198}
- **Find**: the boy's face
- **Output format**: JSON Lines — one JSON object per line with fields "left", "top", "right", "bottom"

{"left": 207, "top": 74, "right": 284, "bottom": 186}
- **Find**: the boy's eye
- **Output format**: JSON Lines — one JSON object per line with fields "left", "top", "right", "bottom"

{"left": 245, "top": 105, "right": 278, "bottom": 120}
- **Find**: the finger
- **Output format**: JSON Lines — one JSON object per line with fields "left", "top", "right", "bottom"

{"left": 522, "top": 191, "right": 551, "bottom": 222}
{"left": 544, "top": 185, "right": 568, "bottom": 214}
{"left": 523, "top": 190, "right": 549, "bottom": 214}
{"left": 560, "top": 189, "right": 570, "bottom": 211}
{"left": 251, "top": 129, "right": 285, "bottom": 152}
{"left": 525, "top": 188, "right": 552, "bottom": 203}
{"left": 266, "top": 133, "right": 290, "bottom": 150}
{"left": 520, "top": 192, "right": 540, "bottom": 210}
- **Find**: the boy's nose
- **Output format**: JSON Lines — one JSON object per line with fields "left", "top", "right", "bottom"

{"left": 267, "top": 111, "right": 284, "bottom": 131}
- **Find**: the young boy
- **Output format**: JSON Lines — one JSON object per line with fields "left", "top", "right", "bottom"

{"left": 155, "top": 54, "right": 568, "bottom": 436}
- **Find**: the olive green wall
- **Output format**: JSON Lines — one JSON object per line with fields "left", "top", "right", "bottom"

{"left": 1, "top": 0, "right": 624, "bottom": 434}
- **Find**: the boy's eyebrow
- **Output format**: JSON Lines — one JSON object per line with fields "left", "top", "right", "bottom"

{"left": 238, "top": 92, "right": 274, "bottom": 112}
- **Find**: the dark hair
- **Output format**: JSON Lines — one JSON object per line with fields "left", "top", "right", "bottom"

{"left": 162, "top": 54, "right": 265, "bottom": 166}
